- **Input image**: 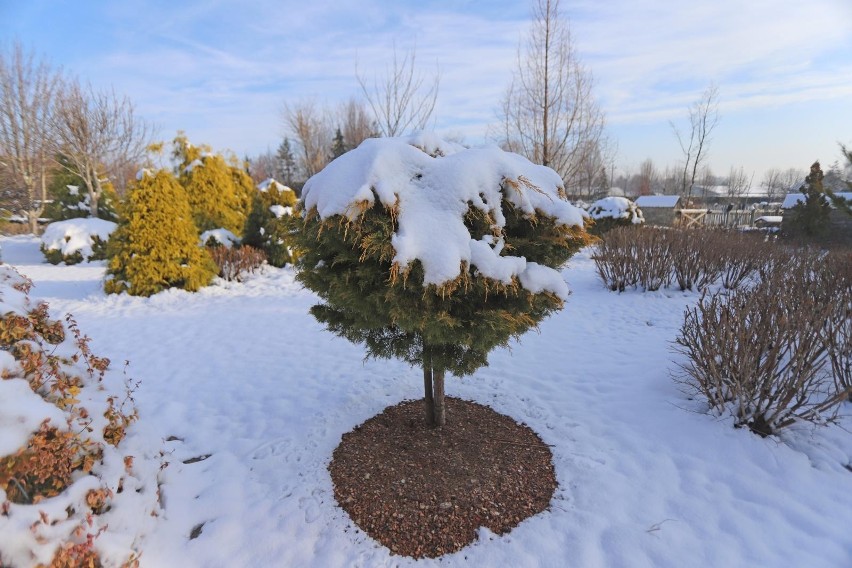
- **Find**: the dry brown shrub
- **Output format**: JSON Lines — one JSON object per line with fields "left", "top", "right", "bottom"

{"left": 674, "top": 251, "right": 851, "bottom": 436}
{"left": 207, "top": 245, "right": 267, "bottom": 282}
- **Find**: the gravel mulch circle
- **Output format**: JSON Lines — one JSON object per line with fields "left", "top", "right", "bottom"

{"left": 329, "top": 396, "right": 557, "bottom": 558}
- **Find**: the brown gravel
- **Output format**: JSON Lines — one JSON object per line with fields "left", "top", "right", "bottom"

{"left": 329, "top": 397, "right": 557, "bottom": 558}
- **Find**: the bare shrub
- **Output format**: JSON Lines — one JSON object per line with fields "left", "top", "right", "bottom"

{"left": 674, "top": 252, "right": 850, "bottom": 436}
{"left": 668, "top": 228, "right": 703, "bottom": 291}
{"left": 634, "top": 228, "right": 672, "bottom": 291}
{"left": 208, "top": 245, "right": 267, "bottom": 282}
{"left": 816, "top": 250, "right": 852, "bottom": 398}
{"left": 591, "top": 226, "right": 640, "bottom": 292}
{"left": 717, "top": 231, "right": 763, "bottom": 289}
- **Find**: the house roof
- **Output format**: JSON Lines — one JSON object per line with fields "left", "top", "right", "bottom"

{"left": 635, "top": 195, "right": 680, "bottom": 208}
{"left": 782, "top": 192, "right": 852, "bottom": 209}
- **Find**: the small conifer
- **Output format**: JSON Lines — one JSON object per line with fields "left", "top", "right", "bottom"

{"left": 293, "top": 136, "right": 592, "bottom": 427}
{"left": 243, "top": 179, "right": 299, "bottom": 267}
{"left": 105, "top": 169, "right": 216, "bottom": 296}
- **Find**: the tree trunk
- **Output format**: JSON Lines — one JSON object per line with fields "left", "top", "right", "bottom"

{"left": 433, "top": 367, "right": 446, "bottom": 427}
{"left": 423, "top": 347, "right": 435, "bottom": 427}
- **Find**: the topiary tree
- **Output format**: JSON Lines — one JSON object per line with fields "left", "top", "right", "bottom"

{"left": 242, "top": 178, "right": 299, "bottom": 267}
{"left": 105, "top": 168, "right": 217, "bottom": 296}
{"left": 173, "top": 133, "right": 254, "bottom": 236}
{"left": 293, "top": 134, "right": 592, "bottom": 427}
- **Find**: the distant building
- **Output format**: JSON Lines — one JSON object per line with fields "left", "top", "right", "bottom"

{"left": 634, "top": 195, "right": 681, "bottom": 227}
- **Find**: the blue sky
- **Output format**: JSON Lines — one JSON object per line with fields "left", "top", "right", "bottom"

{"left": 3, "top": 0, "right": 852, "bottom": 182}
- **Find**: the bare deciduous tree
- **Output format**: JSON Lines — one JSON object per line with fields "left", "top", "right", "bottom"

{"left": 671, "top": 84, "right": 720, "bottom": 202}
{"left": 0, "top": 42, "right": 61, "bottom": 233}
{"left": 637, "top": 159, "right": 658, "bottom": 196}
{"left": 726, "top": 166, "right": 753, "bottom": 199}
{"left": 283, "top": 99, "right": 332, "bottom": 178}
{"left": 54, "top": 78, "right": 152, "bottom": 216}
{"left": 338, "top": 97, "right": 376, "bottom": 149}
{"left": 761, "top": 168, "right": 785, "bottom": 202}
{"left": 357, "top": 46, "right": 439, "bottom": 137}
{"left": 781, "top": 167, "right": 805, "bottom": 193}
{"left": 497, "top": 0, "right": 605, "bottom": 189}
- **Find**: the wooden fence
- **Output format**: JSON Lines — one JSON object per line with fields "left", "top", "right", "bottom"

{"left": 676, "top": 208, "right": 783, "bottom": 229}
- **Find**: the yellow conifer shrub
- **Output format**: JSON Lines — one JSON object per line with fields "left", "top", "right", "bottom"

{"left": 105, "top": 169, "right": 217, "bottom": 296}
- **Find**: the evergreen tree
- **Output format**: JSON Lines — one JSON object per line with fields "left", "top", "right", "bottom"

{"left": 242, "top": 179, "right": 299, "bottom": 267}
{"left": 785, "top": 161, "right": 832, "bottom": 240}
{"left": 330, "top": 127, "right": 347, "bottom": 160}
{"left": 293, "top": 136, "right": 592, "bottom": 427}
{"left": 44, "top": 155, "right": 118, "bottom": 221}
{"left": 276, "top": 137, "right": 297, "bottom": 188}
{"left": 173, "top": 134, "right": 254, "bottom": 236}
{"left": 105, "top": 169, "right": 216, "bottom": 296}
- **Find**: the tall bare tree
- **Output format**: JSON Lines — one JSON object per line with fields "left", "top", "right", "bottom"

{"left": 498, "top": 0, "right": 605, "bottom": 189}
{"left": 671, "top": 84, "right": 720, "bottom": 202}
{"left": 637, "top": 159, "right": 658, "bottom": 196}
{"left": 338, "top": 97, "right": 376, "bottom": 149}
{"left": 357, "top": 45, "right": 440, "bottom": 137}
{"left": 54, "top": 78, "right": 152, "bottom": 216}
{"left": 0, "top": 43, "right": 61, "bottom": 233}
{"left": 283, "top": 99, "right": 332, "bottom": 179}
{"left": 761, "top": 168, "right": 785, "bottom": 202}
{"left": 781, "top": 167, "right": 805, "bottom": 193}
{"left": 725, "top": 165, "right": 753, "bottom": 199}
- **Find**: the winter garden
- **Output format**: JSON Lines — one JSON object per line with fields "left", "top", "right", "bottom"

{"left": 0, "top": 131, "right": 850, "bottom": 567}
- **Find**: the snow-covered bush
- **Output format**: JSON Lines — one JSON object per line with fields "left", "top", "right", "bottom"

{"left": 0, "top": 266, "right": 160, "bottom": 567}
{"left": 200, "top": 228, "right": 240, "bottom": 248}
{"left": 242, "top": 178, "right": 299, "bottom": 267}
{"left": 40, "top": 218, "right": 117, "bottom": 265}
{"left": 587, "top": 196, "right": 644, "bottom": 235}
{"left": 674, "top": 252, "right": 851, "bottom": 436}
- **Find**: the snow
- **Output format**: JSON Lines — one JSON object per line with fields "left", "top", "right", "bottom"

{"left": 634, "top": 195, "right": 680, "bottom": 208}
{"left": 587, "top": 196, "right": 644, "bottom": 223}
{"left": 1, "top": 234, "right": 851, "bottom": 567}
{"left": 302, "top": 134, "right": 585, "bottom": 298}
{"left": 40, "top": 218, "right": 117, "bottom": 259}
{"left": 200, "top": 228, "right": 240, "bottom": 248}
{"left": 269, "top": 205, "right": 293, "bottom": 218}
{"left": 136, "top": 168, "right": 152, "bottom": 181}
{"left": 183, "top": 158, "right": 205, "bottom": 174}
{"left": 782, "top": 192, "right": 852, "bottom": 209}
{"left": 257, "top": 178, "right": 293, "bottom": 193}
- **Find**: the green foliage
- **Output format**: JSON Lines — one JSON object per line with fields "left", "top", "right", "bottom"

{"left": 173, "top": 133, "right": 254, "bottom": 236}
{"left": 242, "top": 180, "right": 299, "bottom": 267}
{"left": 783, "top": 160, "right": 850, "bottom": 240}
{"left": 294, "top": 196, "right": 591, "bottom": 377}
{"left": 105, "top": 169, "right": 217, "bottom": 296}
{"left": 44, "top": 155, "right": 118, "bottom": 221}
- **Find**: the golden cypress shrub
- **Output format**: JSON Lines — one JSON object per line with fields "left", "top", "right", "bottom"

{"left": 174, "top": 134, "right": 254, "bottom": 236}
{"left": 105, "top": 169, "right": 217, "bottom": 296}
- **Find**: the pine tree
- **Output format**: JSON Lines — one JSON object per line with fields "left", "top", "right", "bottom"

{"left": 293, "top": 136, "right": 592, "bottom": 427}
{"left": 44, "top": 154, "right": 118, "bottom": 221}
{"left": 242, "top": 179, "right": 299, "bottom": 266}
{"left": 276, "top": 137, "right": 297, "bottom": 188}
{"left": 105, "top": 169, "right": 216, "bottom": 296}
{"left": 330, "top": 127, "right": 347, "bottom": 160}
{"left": 786, "top": 161, "right": 832, "bottom": 240}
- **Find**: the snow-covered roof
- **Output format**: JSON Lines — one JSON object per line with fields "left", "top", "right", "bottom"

{"left": 634, "top": 195, "right": 680, "bottom": 208}
{"left": 302, "top": 133, "right": 585, "bottom": 299}
{"left": 782, "top": 192, "right": 852, "bottom": 209}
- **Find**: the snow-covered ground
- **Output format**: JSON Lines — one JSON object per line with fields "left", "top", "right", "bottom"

{"left": 2, "top": 234, "right": 851, "bottom": 568}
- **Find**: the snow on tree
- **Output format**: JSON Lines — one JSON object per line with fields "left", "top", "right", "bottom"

{"left": 105, "top": 169, "right": 216, "bottom": 296}
{"left": 242, "top": 178, "right": 299, "bottom": 267}
{"left": 293, "top": 133, "right": 592, "bottom": 426}
{"left": 40, "top": 217, "right": 117, "bottom": 264}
